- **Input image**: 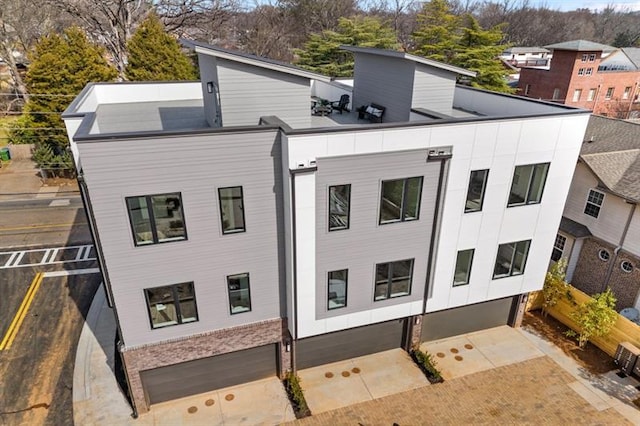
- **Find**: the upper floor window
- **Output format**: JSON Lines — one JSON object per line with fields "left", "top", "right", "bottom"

{"left": 145, "top": 282, "right": 197, "bottom": 329}
{"left": 551, "top": 234, "right": 566, "bottom": 262}
{"left": 585, "top": 68, "right": 593, "bottom": 76}
{"left": 623, "top": 86, "right": 632, "bottom": 100}
{"left": 465, "top": 169, "right": 489, "bottom": 213}
{"left": 493, "top": 240, "right": 531, "bottom": 279}
{"left": 328, "top": 269, "right": 348, "bottom": 310}
{"left": 218, "top": 186, "right": 246, "bottom": 234}
{"left": 589, "top": 53, "right": 596, "bottom": 61}
{"left": 605, "top": 87, "right": 614, "bottom": 99}
{"left": 573, "top": 89, "right": 582, "bottom": 102}
{"left": 524, "top": 84, "right": 531, "bottom": 95}
{"left": 508, "top": 163, "right": 550, "bottom": 207}
{"left": 581, "top": 54, "right": 588, "bottom": 62}
{"left": 379, "top": 177, "right": 423, "bottom": 224}
{"left": 584, "top": 189, "right": 604, "bottom": 218}
{"left": 587, "top": 88, "right": 596, "bottom": 101}
{"left": 126, "top": 193, "right": 186, "bottom": 246}
{"left": 453, "top": 249, "right": 474, "bottom": 286}
{"left": 328, "top": 184, "right": 351, "bottom": 231}
{"left": 227, "top": 273, "right": 251, "bottom": 314}
{"left": 552, "top": 88, "right": 561, "bottom": 100}
{"left": 374, "top": 259, "right": 413, "bottom": 301}
{"left": 577, "top": 68, "right": 585, "bottom": 76}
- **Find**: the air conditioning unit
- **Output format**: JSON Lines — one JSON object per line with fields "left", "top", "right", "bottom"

{"left": 614, "top": 342, "right": 640, "bottom": 375}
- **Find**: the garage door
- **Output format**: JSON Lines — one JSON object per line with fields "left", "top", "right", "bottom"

{"left": 421, "top": 296, "right": 518, "bottom": 341}
{"left": 141, "top": 344, "right": 278, "bottom": 405}
{"left": 296, "top": 319, "right": 406, "bottom": 370}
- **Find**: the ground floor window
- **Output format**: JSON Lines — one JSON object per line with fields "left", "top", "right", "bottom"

{"left": 328, "top": 269, "right": 348, "bottom": 309}
{"left": 227, "top": 273, "right": 252, "bottom": 314}
{"left": 551, "top": 234, "right": 566, "bottom": 262}
{"left": 374, "top": 259, "right": 413, "bottom": 301}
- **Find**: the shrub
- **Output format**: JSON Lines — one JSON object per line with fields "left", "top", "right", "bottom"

{"left": 569, "top": 287, "right": 618, "bottom": 348}
{"left": 283, "top": 372, "right": 311, "bottom": 419}
{"left": 411, "top": 347, "right": 443, "bottom": 384}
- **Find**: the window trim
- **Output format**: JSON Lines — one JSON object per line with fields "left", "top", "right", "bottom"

{"left": 126, "top": 192, "right": 187, "bottom": 247}
{"left": 374, "top": 259, "right": 414, "bottom": 301}
{"left": 589, "top": 53, "right": 596, "bottom": 62}
{"left": 551, "top": 234, "right": 566, "bottom": 262}
{"left": 605, "top": 87, "right": 614, "bottom": 99}
{"left": 327, "top": 269, "right": 348, "bottom": 310}
{"left": 581, "top": 54, "right": 588, "bottom": 62}
{"left": 218, "top": 186, "right": 246, "bottom": 235}
{"left": 584, "top": 188, "right": 605, "bottom": 218}
{"left": 493, "top": 240, "right": 531, "bottom": 279}
{"left": 507, "top": 163, "right": 550, "bottom": 207}
{"left": 572, "top": 89, "right": 582, "bottom": 102}
{"left": 465, "top": 169, "right": 489, "bottom": 213}
{"left": 621, "top": 261, "right": 634, "bottom": 273}
{"left": 227, "top": 272, "right": 252, "bottom": 315}
{"left": 144, "top": 282, "right": 198, "bottom": 330}
{"left": 379, "top": 177, "right": 423, "bottom": 225}
{"left": 623, "top": 86, "right": 632, "bottom": 100}
{"left": 598, "top": 249, "right": 610, "bottom": 262}
{"left": 524, "top": 84, "right": 531, "bottom": 95}
{"left": 577, "top": 68, "right": 585, "bottom": 76}
{"left": 585, "top": 68, "right": 593, "bottom": 76}
{"left": 328, "top": 184, "right": 351, "bottom": 232}
{"left": 587, "top": 88, "right": 596, "bottom": 101}
{"left": 453, "top": 249, "right": 475, "bottom": 287}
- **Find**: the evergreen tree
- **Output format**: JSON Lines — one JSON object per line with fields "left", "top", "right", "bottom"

{"left": 9, "top": 27, "right": 116, "bottom": 170}
{"left": 411, "top": 0, "right": 512, "bottom": 93}
{"left": 125, "top": 13, "right": 198, "bottom": 81}
{"left": 295, "top": 16, "right": 399, "bottom": 77}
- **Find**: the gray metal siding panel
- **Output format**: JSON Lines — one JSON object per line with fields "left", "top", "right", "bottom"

{"left": 197, "top": 53, "right": 220, "bottom": 127}
{"left": 78, "top": 130, "right": 284, "bottom": 347}
{"left": 141, "top": 344, "right": 277, "bottom": 404}
{"left": 421, "top": 297, "right": 517, "bottom": 341}
{"left": 412, "top": 64, "right": 456, "bottom": 114}
{"left": 352, "top": 53, "right": 414, "bottom": 122}
{"left": 218, "top": 59, "right": 311, "bottom": 128}
{"left": 296, "top": 319, "right": 405, "bottom": 369}
{"left": 314, "top": 150, "right": 440, "bottom": 319}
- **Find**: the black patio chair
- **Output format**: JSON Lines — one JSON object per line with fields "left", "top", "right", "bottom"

{"left": 330, "top": 94, "right": 350, "bottom": 114}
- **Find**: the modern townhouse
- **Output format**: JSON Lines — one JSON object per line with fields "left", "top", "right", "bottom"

{"left": 63, "top": 43, "right": 590, "bottom": 414}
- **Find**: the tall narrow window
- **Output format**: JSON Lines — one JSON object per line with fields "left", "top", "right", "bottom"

{"left": 127, "top": 193, "right": 186, "bottom": 246}
{"left": 227, "top": 273, "right": 251, "bottom": 314}
{"left": 551, "top": 234, "right": 566, "bottom": 262}
{"left": 453, "top": 249, "right": 474, "bottom": 286}
{"left": 524, "top": 84, "right": 531, "bottom": 95}
{"left": 328, "top": 269, "right": 347, "bottom": 310}
{"left": 379, "top": 177, "right": 423, "bottom": 224}
{"left": 572, "top": 89, "right": 582, "bottom": 102}
{"left": 145, "top": 282, "right": 198, "bottom": 329}
{"left": 605, "top": 87, "right": 614, "bottom": 99}
{"left": 623, "top": 87, "right": 632, "bottom": 100}
{"left": 584, "top": 189, "right": 605, "bottom": 218}
{"left": 552, "top": 88, "right": 561, "bottom": 100}
{"left": 577, "top": 68, "right": 585, "bottom": 76}
{"left": 465, "top": 169, "right": 489, "bottom": 212}
{"left": 508, "top": 163, "right": 550, "bottom": 207}
{"left": 587, "top": 88, "right": 596, "bottom": 101}
{"left": 493, "top": 240, "right": 531, "bottom": 278}
{"left": 374, "top": 259, "right": 413, "bottom": 301}
{"left": 218, "top": 186, "right": 245, "bottom": 234}
{"left": 328, "top": 184, "right": 351, "bottom": 231}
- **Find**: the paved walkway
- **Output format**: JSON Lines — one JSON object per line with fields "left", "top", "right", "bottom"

{"left": 0, "top": 159, "right": 78, "bottom": 201}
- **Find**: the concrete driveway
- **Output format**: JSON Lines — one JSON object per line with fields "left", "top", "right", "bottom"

{"left": 297, "top": 348, "right": 428, "bottom": 415}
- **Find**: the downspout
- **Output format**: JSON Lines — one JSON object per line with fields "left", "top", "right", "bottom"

{"left": 592, "top": 84, "right": 602, "bottom": 114}
{"left": 602, "top": 202, "right": 636, "bottom": 293}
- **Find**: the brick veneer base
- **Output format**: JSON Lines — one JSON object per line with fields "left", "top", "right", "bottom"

{"left": 121, "top": 318, "right": 288, "bottom": 414}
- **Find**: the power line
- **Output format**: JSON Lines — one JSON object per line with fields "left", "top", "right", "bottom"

{"left": 0, "top": 93, "right": 77, "bottom": 97}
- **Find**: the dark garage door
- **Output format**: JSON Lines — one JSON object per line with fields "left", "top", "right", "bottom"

{"left": 296, "top": 319, "right": 406, "bottom": 370}
{"left": 421, "top": 296, "right": 518, "bottom": 341}
{"left": 140, "top": 344, "right": 278, "bottom": 405}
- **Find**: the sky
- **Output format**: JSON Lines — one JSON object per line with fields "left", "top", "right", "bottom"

{"left": 533, "top": 0, "right": 640, "bottom": 11}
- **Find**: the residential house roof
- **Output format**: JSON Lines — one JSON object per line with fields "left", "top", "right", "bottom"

{"left": 559, "top": 216, "right": 592, "bottom": 238}
{"left": 544, "top": 40, "right": 616, "bottom": 52}
{"left": 503, "top": 47, "right": 550, "bottom": 54}
{"left": 580, "top": 116, "right": 640, "bottom": 202}
{"left": 622, "top": 47, "right": 640, "bottom": 68}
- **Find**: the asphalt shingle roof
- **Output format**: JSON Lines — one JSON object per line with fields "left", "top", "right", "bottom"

{"left": 580, "top": 116, "right": 640, "bottom": 201}
{"left": 559, "top": 216, "right": 592, "bottom": 238}
{"left": 622, "top": 47, "right": 640, "bottom": 68}
{"left": 544, "top": 40, "right": 616, "bottom": 52}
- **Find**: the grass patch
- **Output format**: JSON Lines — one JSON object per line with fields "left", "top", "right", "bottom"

{"left": 283, "top": 372, "right": 311, "bottom": 419}
{"left": 411, "top": 347, "right": 444, "bottom": 384}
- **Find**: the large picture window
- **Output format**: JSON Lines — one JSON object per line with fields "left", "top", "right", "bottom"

{"left": 584, "top": 189, "right": 604, "bottom": 218}
{"left": 328, "top": 184, "right": 351, "bottom": 231}
{"left": 453, "top": 249, "right": 474, "bottom": 286}
{"left": 465, "top": 170, "right": 489, "bottom": 212}
{"left": 508, "top": 163, "right": 549, "bottom": 207}
{"left": 218, "top": 186, "right": 246, "bottom": 234}
{"left": 493, "top": 240, "right": 531, "bottom": 278}
{"left": 374, "top": 259, "right": 413, "bottom": 301}
{"left": 328, "top": 269, "right": 347, "bottom": 310}
{"left": 145, "top": 282, "right": 198, "bottom": 329}
{"left": 126, "top": 193, "right": 186, "bottom": 246}
{"left": 227, "top": 273, "right": 252, "bottom": 314}
{"left": 379, "top": 177, "right": 423, "bottom": 224}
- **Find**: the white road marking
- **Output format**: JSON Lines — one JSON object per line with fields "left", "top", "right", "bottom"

{"left": 43, "top": 268, "right": 100, "bottom": 277}
{"left": 0, "top": 245, "right": 97, "bottom": 269}
{"left": 48, "top": 199, "right": 70, "bottom": 207}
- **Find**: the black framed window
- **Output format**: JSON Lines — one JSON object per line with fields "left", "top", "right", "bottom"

{"left": 453, "top": 249, "right": 474, "bottom": 286}
{"left": 584, "top": 189, "right": 604, "bottom": 218}
{"left": 227, "top": 273, "right": 251, "bottom": 314}
{"left": 551, "top": 234, "right": 566, "bottom": 262}
{"left": 374, "top": 259, "right": 413, "bottom": 301}
{"left": 126, "top": 193, "right": 186, "bottom": 246}
{"left": 145, "top": 282, "right": 197, "bottom": 329}
{"left": 328, "top": 269, "right": 347, "bottom": 310}
{"left": 379, "top": 177, "right": 423, "bottom": 224}
{"left": 493, "top": 240, "right": 531, "bottom": 279}
{"left": 328, "top": 184, "right": 351, "bottom": 231}
{"left": 508, "top": 163, "right": 549, "bottom": 207}
{"left": 218, "top": 186, "right": 246, "bottom": 234}
{"left": 465, "top": 170, "right": 489, "bottom": 213}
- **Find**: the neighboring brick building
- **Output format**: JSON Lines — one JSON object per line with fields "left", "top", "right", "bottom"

{"left": 518, "top": 40, "right": 640, "bottom": 119}
{"left": 554, "top": 116, "right": 640, "bottom": 310}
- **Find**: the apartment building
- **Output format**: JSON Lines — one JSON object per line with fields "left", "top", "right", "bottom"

{"left": 63, "top": 43, "right": 590, "bottom": 414}
{"left": 518, "top": 40, "right": 640, "bottom": 119}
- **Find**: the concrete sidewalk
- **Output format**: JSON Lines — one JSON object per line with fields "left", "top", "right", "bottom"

{"left": 0, "top": 159, "right": 79, "bottom": 201}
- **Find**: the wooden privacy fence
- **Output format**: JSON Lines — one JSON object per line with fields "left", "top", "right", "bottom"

{"left": 527, "top": 287, "right": 640, "bottom": 357}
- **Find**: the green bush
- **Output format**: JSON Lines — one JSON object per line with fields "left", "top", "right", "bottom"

{"left": 411, "top": 348, "right": 443, "bottom": 383}
{"left": 283, "top": 372, "right": 311, "bottom": 419}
